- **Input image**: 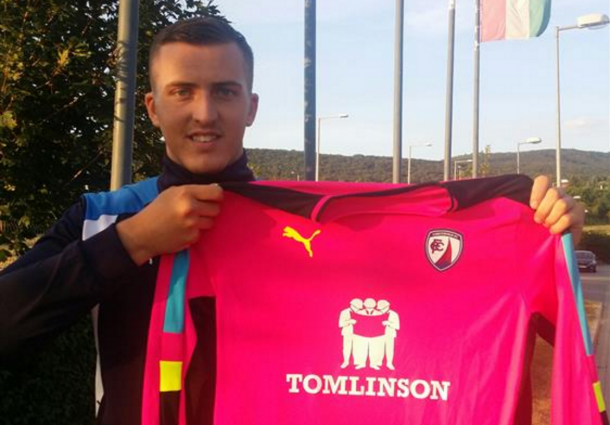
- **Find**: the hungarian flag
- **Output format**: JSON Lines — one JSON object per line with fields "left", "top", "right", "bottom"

{"left": 481, "top": 0, "right": 551, "bottom": 42}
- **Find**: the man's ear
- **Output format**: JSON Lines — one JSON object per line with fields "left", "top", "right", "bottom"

{"left": 145, "top": 92, "right": 160, "bottom": 127}
{"left": 246, "top": 93, "right": 259, "bottom": 127}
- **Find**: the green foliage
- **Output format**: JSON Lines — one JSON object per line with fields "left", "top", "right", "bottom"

{"left": 0, "top": 0, "right": 221, "bottom": 255}
{"left": 578, "top": 230, "right": 610, "bottom": 264}
{"left": 567, "top": 177, "right": 610, "bottom": 224}
{"left": 0, "top": 1, "right": 222, "bottom": 423}
{"left": 480, "top": 145, "right": 492, "bottom": 177}
{"left": 0, "top": 318, "right": 96, "bottom": 425}
{"left": 0, "top": 111, "right": 17, "bottom": 130}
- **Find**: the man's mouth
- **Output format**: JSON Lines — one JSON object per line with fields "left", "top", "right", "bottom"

{"left": 189, "top": 134, "right": 219, "bottom": 143}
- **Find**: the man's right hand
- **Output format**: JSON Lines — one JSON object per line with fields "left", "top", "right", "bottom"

{"left": 116, "top": 184, "right": 223, "bottom": 265}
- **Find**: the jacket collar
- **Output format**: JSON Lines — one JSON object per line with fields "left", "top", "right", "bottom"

{"left": 157, "top": 151, "right": 255, "bottom": 191}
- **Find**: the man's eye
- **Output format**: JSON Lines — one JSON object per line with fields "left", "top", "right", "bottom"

{"left": 215, "top": 87, "right": 237, "bottom": 99}
{"left": 172, "top": 88, "right": 191, "bottom": 97}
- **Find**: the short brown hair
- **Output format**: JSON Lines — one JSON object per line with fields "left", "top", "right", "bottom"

{"left": 149, "top": 17, "right": 254, "bottom": 91}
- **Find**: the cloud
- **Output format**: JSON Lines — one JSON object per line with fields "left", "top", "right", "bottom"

{"left": 564, "top": 116, "right": 609, "bottom": 130}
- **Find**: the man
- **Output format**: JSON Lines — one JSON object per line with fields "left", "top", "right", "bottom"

{"left": 339, "top": 298, "right": 362, "bottom": 368}
{"left": 0, "top": 16, "right": 585, "bottom": 425}
{"left": 0, "top": 17, "right": 256, "bottom": 425}
{"left": 378, "top": 299, "right": 399, "bottom": 371}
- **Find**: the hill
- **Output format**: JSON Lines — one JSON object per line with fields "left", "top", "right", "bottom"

{"left": 248, "top": 148, "right": 609, "bottom": 184}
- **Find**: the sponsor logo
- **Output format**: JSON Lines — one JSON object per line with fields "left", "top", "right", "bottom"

{"left": 339, "top": 298, "right": 399, "bottom": 371}
{"left": 285, "top": 298, "right": 451, "bottom": 401}
{"left": 425, "top": 229, "right": 463, "bottom": 271}
{"left": 282, "top": 226, "right": 321, "bottom": 258}
{"left": 286, "top": 374, "right": 450, "bottom": 400}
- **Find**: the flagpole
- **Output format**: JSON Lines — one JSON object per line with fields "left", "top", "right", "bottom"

{"left": 444, "top": 0, "right": 456, "bottom": 181}
{"left": 392, "top": 0, "right": 404, "bottom": 183}
{"left": 304, "top": 0, "right": 316, "bottom": 181}
{"left": 472, "top": 0, "right": 480, "bottom": 178}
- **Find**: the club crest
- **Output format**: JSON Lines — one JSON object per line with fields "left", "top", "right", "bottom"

{"left": 425, "top": 230, "right": 463, "bottom": 271}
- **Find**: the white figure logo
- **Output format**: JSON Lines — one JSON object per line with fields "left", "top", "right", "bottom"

{"left": 338, "top": 298, "right": 400, "bottom": 370}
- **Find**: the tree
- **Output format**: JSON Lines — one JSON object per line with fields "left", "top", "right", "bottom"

{"left": 480, "top": 145, "right": 492, "bottom": 177}
{"left": 0, "top": 2, "right": 223, "bottom": 423}
{"left": 0, "top": 0, "right": 222, "bottom": 258}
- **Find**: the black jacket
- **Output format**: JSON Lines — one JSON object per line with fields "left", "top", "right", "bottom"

{"left": 0, "top": 154, "right": 255, "bottom": 425}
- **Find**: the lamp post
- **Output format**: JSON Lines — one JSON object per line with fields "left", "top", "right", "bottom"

{"left": 407, "top": 142, "right": 432, "bottom": 184}
{"left": 517, "top": 137, "right": 542, "bottom": 174}
{"left": 316, "top": 114, "right": 349, "bottom": 181}
{"left": 555, "top": 13, "right": 609, "bottom": 186}
{"left": 453, "top": 159, "right": 473, "bottom": 180}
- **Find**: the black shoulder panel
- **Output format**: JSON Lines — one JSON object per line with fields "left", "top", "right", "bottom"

{"left": 441, "top": 174, "right": 533, "bottom": 211}
{"left": 222, "top": 174, "right": 533, "bottom": 219}
{"left": 221, "top": 183, "right": 323, "bottom": 218}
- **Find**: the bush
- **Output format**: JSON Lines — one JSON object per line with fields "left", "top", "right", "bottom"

{"left": 0, "top": 318, "right": 96, "bottom": 425}
{"left": 578, "top": 231, "right": 610, "bottom": 264}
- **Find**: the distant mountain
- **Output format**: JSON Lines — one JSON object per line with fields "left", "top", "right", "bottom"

{"left": 247, "top": 148, "right": 609, "bottom": 183}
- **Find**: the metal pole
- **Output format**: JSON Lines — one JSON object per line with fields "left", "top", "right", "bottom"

{"left": 393, "top": 0, "right": 405, "bottom": 183}
{"left": 316, "top": 117, "right": 321, "bottom": 181}
{"left": 555, "top": 26, "right": 562, "bottom": 187}
{"left": 110, "top": 0, "right": 139, "bottom": 190}
{"left": 453, "top": 161, "right": 458, "bottom": 180}
{"left": 517, "top": 144, "right": 521, "bottom": 174}
{"left": 407, "top": 145, "right": 412, "bottom": 184}
{"left": 472, "top": 0, "right": 480, "bottom": 178}
{"left": 304, "top": 0, "right": 316, "bottom": 181}
{"left": 444, "top": 0, "right": 456, "bottom": 181}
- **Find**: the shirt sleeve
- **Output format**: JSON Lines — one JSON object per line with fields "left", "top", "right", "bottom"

{"left": 0, "top": 199, "right": 141, "bottom": 363}
{"left": 549, "top": 233, "right": 607, "bottom": 424}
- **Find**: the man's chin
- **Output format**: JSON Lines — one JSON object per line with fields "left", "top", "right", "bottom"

{"left": 186, "top": 159, "right": 229, "bottom": 175}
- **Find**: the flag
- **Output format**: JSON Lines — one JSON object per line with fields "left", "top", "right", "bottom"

{"left": 481, "top": 0, "right": 551, "bottom": 42}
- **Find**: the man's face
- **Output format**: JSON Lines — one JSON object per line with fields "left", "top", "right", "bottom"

{"left": 145, "top": 42, "right": 258, "bottom": 174}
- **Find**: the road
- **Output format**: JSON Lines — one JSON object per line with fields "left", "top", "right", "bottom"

{"left": 583, "top": 263, "right": 610, "bottom": 408}
{"left": 583, "top": 263, "right": 610, "bottom": 303}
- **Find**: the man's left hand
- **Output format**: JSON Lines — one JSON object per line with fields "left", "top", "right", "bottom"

{"left": 529, "top": 175, "right": 585, "bottom": 245}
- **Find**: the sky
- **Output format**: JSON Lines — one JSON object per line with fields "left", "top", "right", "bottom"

{"left": 215, "top": 0, "right": 609, "bottom": 161}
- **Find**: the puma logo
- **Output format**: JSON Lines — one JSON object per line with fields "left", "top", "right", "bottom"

{"left": 282, "top": 226, "right": 321, "bottom": 258}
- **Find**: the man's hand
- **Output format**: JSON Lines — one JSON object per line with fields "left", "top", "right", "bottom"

{"left": 529, "top": 175, "right": 585, "bottom": 245}
{"left": 116, "top": 185, "right": 223, "bottom": 265}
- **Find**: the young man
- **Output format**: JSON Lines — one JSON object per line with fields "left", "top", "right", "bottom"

{"left": 0, "top": 18, "right": 256, "bottom": 425}
{"left": 0, "top": 17, "right": 585, "bottom": 425}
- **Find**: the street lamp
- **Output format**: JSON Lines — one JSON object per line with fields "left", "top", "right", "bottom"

{"left": 407, "top": 142, "right": 432, "bottom": 184}
{"left": 453, "top": 159, "right": 473, "bottom": 180}
{"left": 517, "top": 137, "right": 542, "bottom": 174}
{"left": 555, "top": 13, "right": 609, "bottom": 186}
{"left": 316, "top": 114, "right": 349, "bottom": 181}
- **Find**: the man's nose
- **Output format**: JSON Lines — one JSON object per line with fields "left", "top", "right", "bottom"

{"left": 192, "top": 94, "right": 218, "bottom": 124}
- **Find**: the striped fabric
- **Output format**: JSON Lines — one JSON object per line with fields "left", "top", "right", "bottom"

{"left": 481, "top": 0, "right": 552, "bottom": 42}
{"left": 82, "top": 177, "right": 159, "bottom": 413}
{"left": 142, "top": 249, "right": 196, "bottom": 425}
{"left": 562, "top": 233, "right": 608, "bottom": 421}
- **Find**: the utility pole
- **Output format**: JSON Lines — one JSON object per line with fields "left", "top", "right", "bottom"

{"left": 110, "top": 0, "right": 139, "bottom": 190}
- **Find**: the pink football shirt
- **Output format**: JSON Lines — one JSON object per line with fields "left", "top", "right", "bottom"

{"left": 143, "top": 175, "right": 606, "bottom": 425}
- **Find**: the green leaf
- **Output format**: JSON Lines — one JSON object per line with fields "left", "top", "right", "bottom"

{"left": 0, "top": 111, "right": 17, "bottom": 129}
{"left": 57, "top": 48, "right": 70, "bottom": 68}
{"left": 17, "top": 215, "right": 30, "bottom": 228}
